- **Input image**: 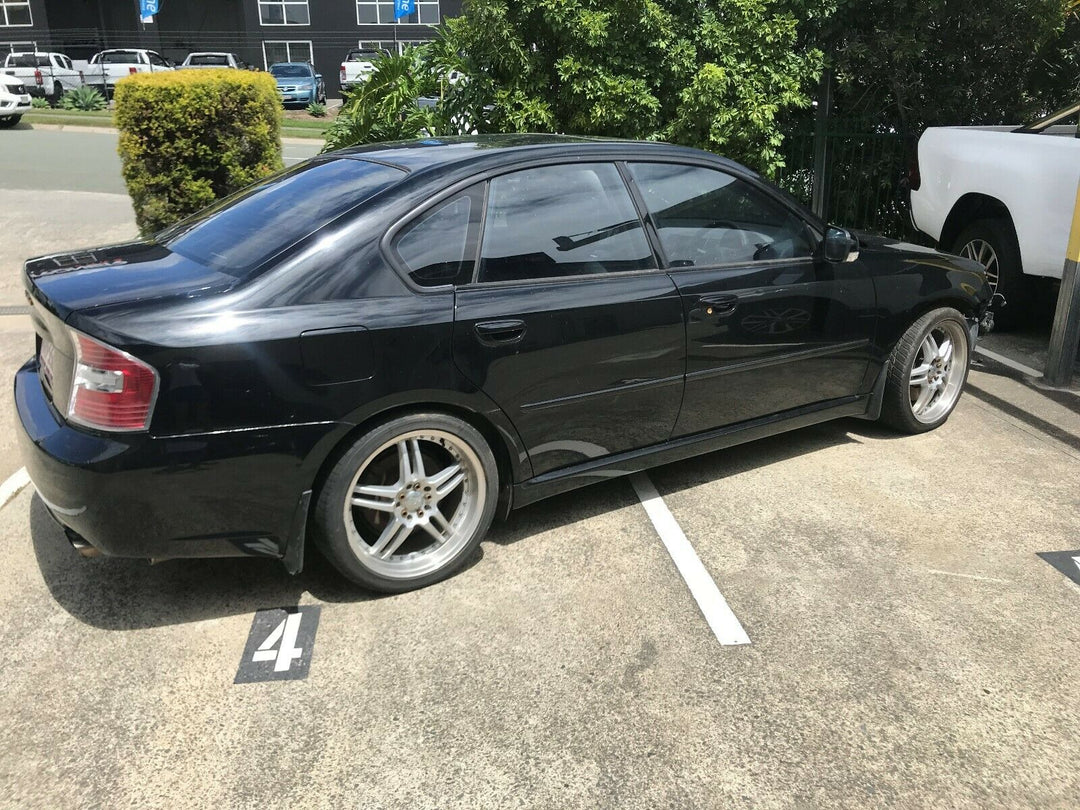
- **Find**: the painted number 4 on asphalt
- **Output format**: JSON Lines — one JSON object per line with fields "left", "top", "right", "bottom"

{"left": 235, "top": 606, "right": 321, "bottom": 683}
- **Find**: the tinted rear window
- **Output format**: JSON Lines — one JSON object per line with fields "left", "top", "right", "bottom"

{"left": 160, "top": 159, "right": 405, "bottom": 277}
{"left": 9, "top": 54, "right": 50, "bottom": 68}
{"left": 101, "top": 51, "right": 142, "bottom": 64}
{"left": 188, "top": 54, "right": 229, "bottom": 65}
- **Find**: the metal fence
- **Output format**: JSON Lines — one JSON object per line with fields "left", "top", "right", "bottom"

{"left": 776, "top": 122, "right": 919, "bottom": 241}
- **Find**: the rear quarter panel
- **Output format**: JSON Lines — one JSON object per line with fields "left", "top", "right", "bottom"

{"left": 913, "top": 127, "right": 1080, "bottom": 278}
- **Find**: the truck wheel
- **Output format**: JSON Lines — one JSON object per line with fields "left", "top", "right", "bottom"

{"left": 50, "top": 83, "right": 63, "bottom": 106}
{"left": 951, "top": 218, "right": 1027, "bottom": 330}
{"left": 0, "top": 115, "right": 20, "bottom": 129}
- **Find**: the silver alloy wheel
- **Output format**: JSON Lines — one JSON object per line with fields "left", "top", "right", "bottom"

{"left": 342, "top": 429, "right": 486, "bottom": 580}
{"left": 908, "top": 320, "right": 968, "bottom": 424}
{"left": 959, "top": 238, "right": 1000, "bottom": 292}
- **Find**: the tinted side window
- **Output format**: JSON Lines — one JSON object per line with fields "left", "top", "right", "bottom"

{"left": 628, "top": 163, "right": 813, "bottom": 267}
{"left": 394, "top": 189, "right": 481, "bottom": 287}
{"left": 478, "top": 163, "right": 654, "bottom": 283}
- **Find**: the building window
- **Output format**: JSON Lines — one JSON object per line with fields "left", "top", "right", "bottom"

{"left": 258, "top": 0, "right": 310, "bottom": 25}
{"left": 0, "top": 1, "right": 32, "bottom": 27}
{"left": 356, "top": 0, "right": 439, "bottom": 25}
{"left": 358, "top": 39, "right": 428, "bottom": 55}
{"left": 262, "top": 40, "right": 313, "bottom": 68}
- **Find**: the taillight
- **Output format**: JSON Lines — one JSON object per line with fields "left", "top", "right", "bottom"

{"left": 340, "top": 65, "right": 346, "bottom": 83}
{"left": 129, "top": 66, "right": 138, "bottom": 75}
{"left": 33, "top": 69, "right": 42, "bottom": 85}
{"left": 907, "top": 151, "right": 921, "bottom": 192}
{"left": 67, "top": 331, "right": 158, "bottom": 432}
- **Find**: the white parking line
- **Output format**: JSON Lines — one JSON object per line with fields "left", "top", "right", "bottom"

{"left": 630, "top": 472, "right": 751, "bottom": 646}
{"left": 974, "top": 346, "right": 1043, "bottom": 378}
{"left": 0, "top": 467, "right": 30, "bottom": 510}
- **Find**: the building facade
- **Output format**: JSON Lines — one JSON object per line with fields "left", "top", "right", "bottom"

{"left": 1, "top": 0, "right": 462, "bottom": 94}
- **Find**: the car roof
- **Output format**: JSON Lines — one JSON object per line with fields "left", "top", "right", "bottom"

{"left": 270, "top": 62, "right": 311, "bottom": 67}
{"left": 331, "top": 134, "right": 745, "bottom": 175}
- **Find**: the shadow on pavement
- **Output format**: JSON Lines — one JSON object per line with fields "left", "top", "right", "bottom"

{"left": 29, "top": 493, "right": 381, "bottom": 631}
{"left": 33, "top": 419, "right": 865, "bottom": 629}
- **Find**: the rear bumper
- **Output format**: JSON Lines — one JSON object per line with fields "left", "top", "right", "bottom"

{"left": 15, "top": 359, "right": 338, "bottom": 561}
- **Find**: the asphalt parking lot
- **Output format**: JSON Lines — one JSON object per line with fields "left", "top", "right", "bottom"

{"left": 2, "top": 130, "right": 1080, "bottom": 808}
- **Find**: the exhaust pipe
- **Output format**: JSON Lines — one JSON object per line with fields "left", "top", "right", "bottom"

{"left": 65, "top": 528, "right": 100, "bottom": 558}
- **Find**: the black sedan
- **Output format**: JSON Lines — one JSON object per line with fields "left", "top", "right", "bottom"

{"left": 16, "top": 136, "right": 991, "bottom": 592}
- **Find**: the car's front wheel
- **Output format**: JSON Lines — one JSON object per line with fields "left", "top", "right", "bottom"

{"left": 880, "top": 307, "right": 971, "bottom": 434}
{"left": 0, "top": 115, "right": 21, "bottom": 128}
{"left": 313, "top": 412, "right": 499, "bottom": 592}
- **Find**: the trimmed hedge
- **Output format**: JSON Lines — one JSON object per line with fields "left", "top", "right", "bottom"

{"left": 115, "top": 69, "right": 283, "bottom": 234}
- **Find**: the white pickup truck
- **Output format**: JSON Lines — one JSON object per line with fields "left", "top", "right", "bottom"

{"left": 910, "top": 102, "right": 1080, "bottom": 327}
{"left": 339, "top": 49, "right": 386, "bottom": 93}
{"left": 77, "top": 49, "right": 174, "bottom": 98}
{"left": 1, "top": 52, "right": 83, "bottom": 104}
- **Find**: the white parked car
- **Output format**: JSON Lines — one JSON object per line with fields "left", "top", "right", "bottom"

{"left": 339, "top": 49, "right": 386, "bottom": 92}
{"left": 180, "top": 52, "right": 247, "bottom": 70}
{"left": 0, "top": 74, "right": 32, "bottom": 128}
{"left": 910, "top": 102, "right": 1080, "bottom": 327}
{"left": 2, "top": 52, "right": 83, "bottom": 104}
{"left": 77, "top": 49, "right": 175, "bottom": 98}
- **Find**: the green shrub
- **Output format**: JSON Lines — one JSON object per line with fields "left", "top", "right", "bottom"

{"left": 30, "top": 96, "right": 49, "bottom": 109}
{"left": 306, "top": 101, "right": 327, "bottom": 117}
{"left": 60, "top": 86, "right": 106, "bottom": 111}
{"left": 115, "top": 69, "right": 283, "bottom": 234}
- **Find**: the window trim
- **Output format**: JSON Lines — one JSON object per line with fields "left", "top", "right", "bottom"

{"left": 261, "top": 39, "right": 314, "bottom": 69}
{"left": 380, "top": 152, "right": 824, "bottom": 293}
{"left": 257, "top": 0, "right": 311, "bottom": 27}
{"left": 354, "top": 0, "right": 440, "bottom": 26}
{"left": 0, "top": 1, "right": 32, "bottom": 28}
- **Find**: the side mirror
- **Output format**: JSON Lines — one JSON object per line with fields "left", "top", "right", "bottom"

{"left": 823, "top": 226, "right": 860, "bottom": 263}
{"left": 315, "top": 73, "right": 322, "bottom": 80}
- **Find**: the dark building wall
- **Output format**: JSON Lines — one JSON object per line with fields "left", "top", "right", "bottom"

{"left": 21, "top": 0, "right": 464, "bottom": 95}
{"left": 0, "top": 0, "right": 51, "bottom": 52}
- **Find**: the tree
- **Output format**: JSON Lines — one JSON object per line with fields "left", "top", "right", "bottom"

{"left": 811, "top": 0, "right": 1077, "bottom": 133}
{"left": 326, "top": 0, "right": 833, "bottom": 177}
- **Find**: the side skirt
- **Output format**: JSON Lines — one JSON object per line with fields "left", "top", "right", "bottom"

{"left": 512, "top": 394, "right": 871, "bottom": 509}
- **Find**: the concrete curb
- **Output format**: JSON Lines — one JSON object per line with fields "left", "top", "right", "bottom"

{"left": 24, "top": 122, "right": 323, "bottom": 145}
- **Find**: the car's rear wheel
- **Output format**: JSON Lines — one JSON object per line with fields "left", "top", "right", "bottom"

{"left": 880, "top": 307, "right": 970, "bottom": 434}
{"left": 313, "top": 412, "right": 499, "bottom": 592}
{"left": 952, "top": 218, "right": 1026, "bottom": 329}
{"left": 50, "top": 82, "right": 63, "bottom": 106}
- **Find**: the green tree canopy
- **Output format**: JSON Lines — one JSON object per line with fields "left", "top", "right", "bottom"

{"left": 325, "top": 0, "right": 834, "bottom": 177}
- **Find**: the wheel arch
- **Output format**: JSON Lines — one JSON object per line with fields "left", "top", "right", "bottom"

{"left": 939, "top": 193, "right": 1015, "bottom": 253}
{"left": 306, "top": 396, "right": 527, "bottom": 526}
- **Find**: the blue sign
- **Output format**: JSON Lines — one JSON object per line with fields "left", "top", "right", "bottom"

{"left": 140, "top": 0, "right": 160, "bottom": 16}
{"left": 394, "top": 0, "right": 416, "bottom": 19}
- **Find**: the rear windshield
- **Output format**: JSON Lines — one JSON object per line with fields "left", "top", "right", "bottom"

{"left": 346, "top": 51, "right": 380, "bottom": 62}
{"left": 160, "top": 159, "right": 405, "bottom": 277}
{"left": 8, "top": 54, "right": 50, "bottom": 68}
{"left": 188, "top": 54, "right": 229, "bottom": 65}
{"left": 100, "top": 51, "right": 142, "bottom": 64}
{"left": 271, "top": 64, "right": 310, "bottom": 78}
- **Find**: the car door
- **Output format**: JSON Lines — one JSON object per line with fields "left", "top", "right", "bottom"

{"left": 626, "top": 161, "right": 877, "bottom": 437}
{"left": 448, "top": 161, "right": 686, "bottom": 476}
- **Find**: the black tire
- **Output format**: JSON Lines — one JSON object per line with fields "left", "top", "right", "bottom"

{"left": 0, "top": 115, "right": 20, "bottom": 129}
{"left": 312, "top": 412, "right": 499, "bottom": 593}
{"left": 50, "top": 82, "right": 63, "bottom": 106}
{"left": 951, "top": 218, "right": 1027, "bottom": 330}
{"left": 880, "top": 307, "right": 971, "bottom": 434}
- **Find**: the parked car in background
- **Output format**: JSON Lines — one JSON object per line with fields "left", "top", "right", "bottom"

{"left": 0, "top": 74, "right": 31, "bottom": 127}
{"left": 911, "top": 101, "right": 1080, "bottom": 327}
{"left": 1, "top": 52, "right": 83, "bottom": 104}
{"left": 270, "top": 61, "right": 325, "bottom": 106}
{"left": 16, "top": 136, "right": 991, "bottom": 594}
{"left": 180, "top": 52, "right": 248, "bottom": 70}
{"left": 77, "top": 49, "right": 174, "bottom": 98}
{"left": 339, "top": 48, "right": 385, "bottom": 92}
